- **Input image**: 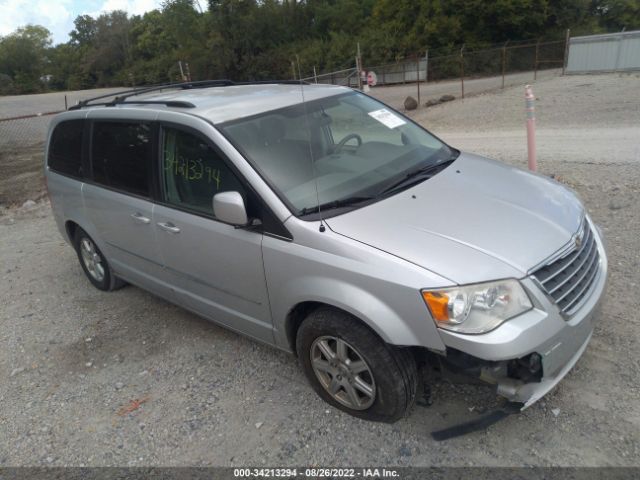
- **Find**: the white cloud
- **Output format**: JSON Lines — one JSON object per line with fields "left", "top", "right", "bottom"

{"left": 0, "top": 0, "right": 206, "bottom": 44}
{"left": 87, "top": 0, "right": 206, "bottom": 17}
{"left": 0, "top": 0, "right": 74, "bottom": 44}
{"left": 86, "top": 0, "right": 161, "bottom": 19}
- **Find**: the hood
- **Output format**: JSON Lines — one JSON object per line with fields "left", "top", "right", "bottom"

{"left": 326, "top": 152, "right": 584, "bottom": 285}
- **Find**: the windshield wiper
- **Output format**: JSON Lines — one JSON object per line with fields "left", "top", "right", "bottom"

{"left": 299, "top": 195, "right": 374, "bottom": 216}
{"left": 378, "top": 157, "right": 457, "bottom": 197}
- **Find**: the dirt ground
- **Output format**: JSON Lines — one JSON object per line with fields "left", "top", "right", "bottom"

{"left": 0, "top": 145, "right": 46, "bottom": 206}
{"left": 0, "top": 74, "right": 639, "bottom": 467}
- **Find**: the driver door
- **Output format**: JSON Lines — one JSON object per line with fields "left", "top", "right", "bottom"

{"left": 153, "top": 124, "right": 273, "bottom": 343}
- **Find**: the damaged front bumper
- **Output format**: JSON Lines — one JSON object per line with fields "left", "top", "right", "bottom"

{"left": 495, "top": 330, "right": 592, "bottom": 409}
{"left": 437, "top": 224, "right": 607, "bottom": 410}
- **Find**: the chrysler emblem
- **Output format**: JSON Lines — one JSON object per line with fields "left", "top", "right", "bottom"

{"left": 575, "top": 230, "right": 584, "bottom": 249}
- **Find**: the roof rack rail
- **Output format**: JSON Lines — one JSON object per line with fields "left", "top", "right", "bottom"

{"left": 69, "top": 79, "right": 309, "bottom": 110}
{"left": 68, "top": 100, "right": 196, "bottom": 111}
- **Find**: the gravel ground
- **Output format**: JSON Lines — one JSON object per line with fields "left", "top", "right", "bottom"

{"left": 0, "top": 73, "right": 639, "bottom": 467}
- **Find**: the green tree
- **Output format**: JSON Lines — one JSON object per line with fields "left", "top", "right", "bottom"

{"left": 597, "top": 0, "right": 640, "bottom": 31}
{"left": 2, "top": 0, "right": 639, "bottom": 94}
{"left": 0, "top": 25, "right": 52, "bottom": 93}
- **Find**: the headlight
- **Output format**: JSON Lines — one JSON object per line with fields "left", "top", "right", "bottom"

{"left": 421, "top": 279, "right": 532, "bottom": 334}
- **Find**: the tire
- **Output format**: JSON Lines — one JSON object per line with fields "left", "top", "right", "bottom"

{"left": 296, "top": 307, "right": 418, "bottom": 423}
{"left": 74, "top": 228, "right": 125, "bottom": 291}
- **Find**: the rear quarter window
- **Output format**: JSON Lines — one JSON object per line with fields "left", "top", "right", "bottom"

{"left": 48, "top": 120, "right": 85, "bottom": 178}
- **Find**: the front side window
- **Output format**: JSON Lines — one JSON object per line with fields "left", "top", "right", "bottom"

{"left": 221, "top": 91, "right": 454, "bottom": 217}
{"left": 48, "top": 120, "right": 84, "bottom": 178}
{"left": 91, "top": 122, "right": 151, "bottom": 197}
{"left": 161, "top": 127, "right": 246, "bottom": 216}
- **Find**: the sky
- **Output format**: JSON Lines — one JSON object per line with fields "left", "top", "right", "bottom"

{"left": 0, "top": 0, "right": 203, "bottom": 45}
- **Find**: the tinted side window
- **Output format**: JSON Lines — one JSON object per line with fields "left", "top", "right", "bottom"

{"left": 162, "top": 127, "right": 246, "bottom": 216}
{"left": 48, "top": 120, "right": 84, "bottom": 178}
{"left": 92, "top": 122, "right": 151, "bottom": 197}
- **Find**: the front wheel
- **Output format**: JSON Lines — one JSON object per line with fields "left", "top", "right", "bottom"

{"left": 296, "top": 307, "right": 418, "bottom": 423}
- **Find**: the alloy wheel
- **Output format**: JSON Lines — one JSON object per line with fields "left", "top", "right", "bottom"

{"left": 310, "top": 336, "right": 376, "bottom": 410}
{"left": 80, "top": 237, "right": 105, "bottom": 283}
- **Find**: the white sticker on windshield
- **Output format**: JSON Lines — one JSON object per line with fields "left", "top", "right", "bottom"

{"left": 368, "top": 108, "right": 406, "bottom": 129}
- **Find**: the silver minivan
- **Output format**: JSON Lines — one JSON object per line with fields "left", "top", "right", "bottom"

{"left": 45, "top": 81, "right": 607, "bottom": 422}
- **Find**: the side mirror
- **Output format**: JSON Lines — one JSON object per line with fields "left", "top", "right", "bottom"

{"left": 213, "top": 191, "right": 248, "bottom": 226}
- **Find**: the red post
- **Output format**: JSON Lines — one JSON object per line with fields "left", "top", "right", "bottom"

{"left": 525, "top": 85, "right": 537, "bottom": 171}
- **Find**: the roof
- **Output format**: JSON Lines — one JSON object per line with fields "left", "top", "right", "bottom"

{"left": 122, "top": 83, "right": 350, "bottom": 124}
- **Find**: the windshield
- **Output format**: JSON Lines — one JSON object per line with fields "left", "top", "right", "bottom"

{"left": 220, "top": 91, "right": 454, "bottom": 217}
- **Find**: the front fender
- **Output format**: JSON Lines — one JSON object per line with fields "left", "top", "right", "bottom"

{"left": 262, "top": 234, "right": 448, "bottom": 353}
{"left": 279, "top": 276, "right": 419, "bottom": 346}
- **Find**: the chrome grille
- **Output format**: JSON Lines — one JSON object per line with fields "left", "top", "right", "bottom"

{"left": 531, "top": 221, "right": 600, "bottom": 315}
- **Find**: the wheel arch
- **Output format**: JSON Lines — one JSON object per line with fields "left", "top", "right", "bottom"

{"left": 63, "top": 218, "right": 110, "bottom": 262}
{"left": 280, "top": 280, "right": 426, "bottom": 354}
{"left": 65, "top": 219, "right": 79, "bottom": 243}
{"left": 285, "top": 301, "right": 387, "bottom": 355}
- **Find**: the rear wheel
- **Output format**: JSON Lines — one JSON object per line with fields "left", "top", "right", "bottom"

{"left": 74, "top": 228, "right": 124, "bottom": 291}
{"left": 297, "top": 307, "right": 418, "bottom": 423}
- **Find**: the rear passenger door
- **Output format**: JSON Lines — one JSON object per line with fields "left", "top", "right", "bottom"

{"left": 153, "top": 124, "right": 273, "bottom": 343}
{"left": 83, "top": 117, "right": 166, "bottom": 292}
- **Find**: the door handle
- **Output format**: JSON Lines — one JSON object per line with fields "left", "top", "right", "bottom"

{"left": 157, "top": 222, "right": 181, "bottom": 234}
{"left": 131, "top": 212, "right": 150, "bottom": 224}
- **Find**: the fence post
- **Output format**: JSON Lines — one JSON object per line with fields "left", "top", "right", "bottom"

{"left": 402, "top": 61, "right": 406, "bottom": 84}
{"left": 313, "top": 66, "right": 318, "bottom": 84}
{"left": 425, "top": 49, "right": 429, "bottom": 83}
{"left": 460, "top": 45, "right": 465, "bottom": 99}
{"left": 416, "top": 56, "right": 421, "bottom": 105}
{"left": 356, "top": 42, "right": 363, "bottom": 91}
{"left": 614, "top": 30, "right": 625, "bottom": 72}
{"left": 562, "top": 29, "right": 570, "bottom": 75}
{"left": 501, "top": 41, "right": 508, "bottom": 89}
{"left": 534, "top": 38, "right": 540, "bottom": 80}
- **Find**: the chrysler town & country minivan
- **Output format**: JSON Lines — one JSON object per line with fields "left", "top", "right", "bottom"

{"left": 45, "top": 81, "right": 607, "bottom": 422}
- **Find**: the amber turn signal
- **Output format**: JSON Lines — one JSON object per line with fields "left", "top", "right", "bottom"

{"left": 422, "top": 291, "right": 449, "bottom": 322}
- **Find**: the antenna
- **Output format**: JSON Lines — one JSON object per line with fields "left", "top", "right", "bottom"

{"left": 296, "top": 54, "right": 326, "bottom": 232}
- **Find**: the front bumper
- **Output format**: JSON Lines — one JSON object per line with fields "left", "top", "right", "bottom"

{"left": 437, "top": 222, "right": 608, "bottom": 409}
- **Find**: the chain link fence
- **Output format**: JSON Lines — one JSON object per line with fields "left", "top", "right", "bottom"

{"left": 0, "top": 112, "right": 58, "bottom": 149}
{"left": 0, "top": 112, "right": 61, "bottom": 206}
{"left": 0, "top": 88, "right": 124, "bottom": 206}
{"left": 302, "top": 67, "right": 359, "bottom": 87}
{"left": 303, "top": 39, "right": 566, "bottom": 107}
